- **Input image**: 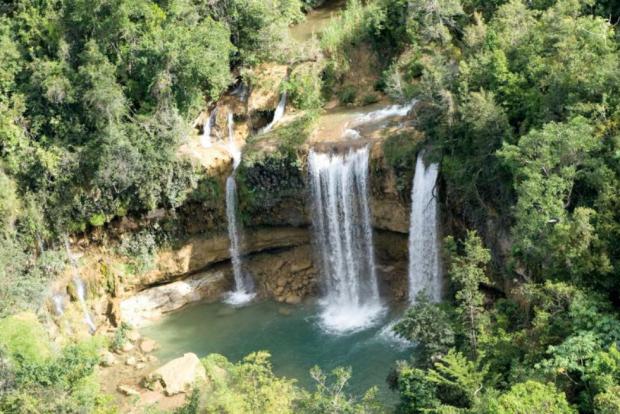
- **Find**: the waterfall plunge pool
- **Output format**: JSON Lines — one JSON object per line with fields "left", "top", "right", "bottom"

{"left": 141, "top": 299, "right": 412, "bottom": 403}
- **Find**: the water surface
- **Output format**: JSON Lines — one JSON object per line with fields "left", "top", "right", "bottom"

{"left": 142, "top": 299, "right": 412, "bottom": 403}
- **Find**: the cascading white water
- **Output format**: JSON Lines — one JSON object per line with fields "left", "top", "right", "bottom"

{"left": 309, "top": 146, "right": 385, "bottom": 333}
{"left": 201, "top": 110, "right": 217, "bottom": 148}
{"left": 73, "top": 276, "right": 97, "bottom": 332}
{"left": 224, "top": 176, "right": 255, "bottom": 305}
{"left": 407, "top": 153, "right": 442, "bottom": 303}
{"left": 226, "top": 112, "right": 241, "bottom": 169}
{"left": 352, "top": 100, "right": 417, "bottom": 126}
{"left": 261, "top": 92, "right": 287, "bottom": 133}
{"left": 52, "top": 294, "right": 65, "bottom": 316}
{"left": 223, "top": 115, "right": 255, "bottom": 305}
{"left": 64, "top": 239, "right": 96, "bottom": 332}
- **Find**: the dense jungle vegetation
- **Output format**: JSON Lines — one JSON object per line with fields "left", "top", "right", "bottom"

{"left": 1, "top": 0, "right": 620, "bottom": 413}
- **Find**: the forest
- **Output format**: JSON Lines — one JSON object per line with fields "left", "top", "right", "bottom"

{"left": 1, "top": 0, "right": 619, "bottom": 413}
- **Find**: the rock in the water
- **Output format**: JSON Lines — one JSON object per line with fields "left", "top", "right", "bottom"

{"left": 140, "top": 338, "right": 157, "bottom": 354}
{"left": 148, "top": 353, "right": 206, "bottom": 396}
{"left": 117, "top": 385, "right": 140, "bottom": 397}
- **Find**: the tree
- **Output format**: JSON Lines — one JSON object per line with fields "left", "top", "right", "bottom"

{"left": 393, "top": 293, "right": 456, "bottom": 363}
{"left": 446, "top": 231, "right": 491, "bottom": 358}
{"left": 483, "top": 381, "right": 575, "bottom": 414}
{"left": 499, "top": 116, "right": 611, "bottom": 281}
{"left": 297, "top": 367, "right": 383, "bottom": 414}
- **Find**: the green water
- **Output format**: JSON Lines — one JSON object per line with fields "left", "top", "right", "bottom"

{"left": 142, "top": 299, "right": 412, "bottom": 404}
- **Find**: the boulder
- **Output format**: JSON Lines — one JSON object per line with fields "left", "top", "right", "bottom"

{"left": 126, "top": 356, "right": 137, "bottom": 366}
{"left": 120, "top": 270, "right": 229, "bottom": 328}
{"left": 106, "top": 297, "right": 122, "bottom": 327}
{"left": 140, "top": 338, "right": 158, "bottom": 354}
{"left": 100, "top": 351, "right": 117, "bottom": 367}
{"left": 148, "top": 353, "right": 206, "bottom": 396}
{"left": 117, "top": 384, "right": 140, "bottom": 397}
{"left": 121, "top": 342, "right": 134, "bottom": 353}
{"left": 126, "top": 330, "right": 141, "bottom": 343}
{"left": 285, "top": 294, "right": 301, "bottom": 305}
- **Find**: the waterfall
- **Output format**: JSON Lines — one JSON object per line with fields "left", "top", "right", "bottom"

{"left": 261, "top": 92, "right": 287, "bottom": 133}
{"left": 52, "top": 294, "right": 65, "bottom": 316}
{"left": 407, "top": 153, "right": 442, "bottom": 303}
{"left": 309, "top": 146, "right": 384, "bottom": 333}
{"left": 353, "top": 100, "right": 417, "bottom": 126}
{"left": 201, "top": 110, "right": 217, "bottom": 148}
{"left": 223, "top": 117, "right": 255, "bottom": 306}
{"left": 64, "top": 239, "right": 96, "bottom": 333}
{"left": 226, "top": 112, "right": 241, "bottom": 169}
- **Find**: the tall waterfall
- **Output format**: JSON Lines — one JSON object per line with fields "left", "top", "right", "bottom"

{"left": 64, "top": 239, "right": 96, "bottom": 333}
{"left": 224, "top": 117, "right": 255, "bottom": 305}
{"left": 309, "top": 146, "right": 384, "bottom": 333}
{"left": 261, "top": 92, "right": 287, "bottom": 133}
{"left": 201, "top": 109, "right": 217, "bottom": 148}
{"left": 407, "top": 153, "right": 442, "bottom": 303}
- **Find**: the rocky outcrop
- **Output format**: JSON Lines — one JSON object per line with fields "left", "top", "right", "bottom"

{"left": 147, "top": 353, "right": 207, "bottom": 396}
{"left": 247, "top": 63, "right": 288, "bottom": 113}
{"left": 248, "top": 244, "right": 318, "bottom": 303}
{"left": 134, "top": 227, "right": 310, "bottom": 288}
{"left": 120, "top": 269, "right": 230, "bottom": 328}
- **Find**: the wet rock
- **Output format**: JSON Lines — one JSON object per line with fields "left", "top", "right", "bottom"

{"left": 148, "top": 353, "right": 206, "bottom": 396}
{"left": 285, "top": 294, "right": 301, "bottom": 305}
{"left": 120, "top": 270, "right": 229, "bottom": 328}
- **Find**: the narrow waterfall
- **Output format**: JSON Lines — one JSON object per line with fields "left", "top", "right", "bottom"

{"left": 201, "top": 109, "right": 217, "bottom": 148}
{"left": 52, "top": 294, "right": 65, "bottom": 316}
{"left": 226, "top": 112, "right": 241, "bottom": 169}
{"left": 224, "top": 117, "right": 255, "bottom": 305}
{"left": 64, "top": 239, "right": 96, "bottom": 332}
{"left": 309, "top": 146, "right": 384, "bottom": 333}
{"left": 261, "top": 92, "right": 287, "bottom": 133}
{"left": 407, "top": 153, "right": 442, "bottom": 303}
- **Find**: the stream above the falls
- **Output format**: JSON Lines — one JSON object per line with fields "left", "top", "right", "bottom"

{"left": 141, "top": 299, "right": 412, "bottom": 404}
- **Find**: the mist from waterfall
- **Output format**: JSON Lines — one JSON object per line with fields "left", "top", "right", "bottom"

{"left": 64, "top": 239, "right": 96, "bottom": 333}
{"left": 261, "top": 92, "right": 287, "bottom": 133}
{"left": 309, "top": 146, "right": 384, "bottom": 333}
{"left": 408, "top": 153, "right": 442, "bottom": 303}
{"left": 201, "top": 109, "right": 217, "bottom": 148}
{"left": 224, "top": 115, "right": 255, "bottom": 305}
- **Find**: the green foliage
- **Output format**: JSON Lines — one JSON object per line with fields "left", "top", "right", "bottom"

{"left": 446, "top": 231, "right": 491, "bottom": 358}
{"left": 118, "top": 230, "right": 158, "bottom": 274}
{"left": 194, "top": 352, "right": 297, "bottom": 413}
{"left": 394, "top": 293, "right": 456, "bottom": 363}
{"left": 297, "top": 366, "right": 383, "bottom": 414}
{"left": 285, "top": 64, "right": 324, "bottom": 110}
{"left": 484, "top": 381, "right": 575, "bottom": 414}
{"left": 0, "top": 316, "right": 113, "bottom": 413}
{"left": 392, "top": 363, "right": 440, "bottom": 414}
{"left": 382, "top": 132, "right": 421, "bottom": 198}
{"left": 426, "top": 349, "right": 489, "bottom": 408}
